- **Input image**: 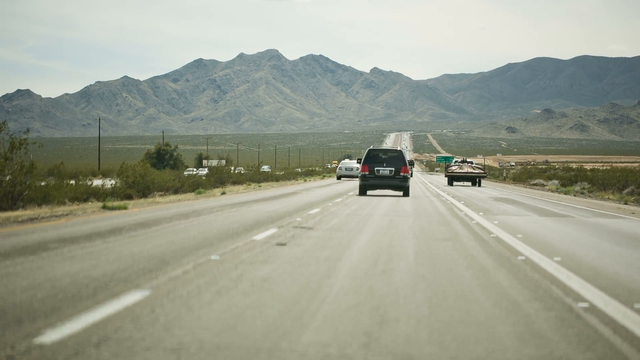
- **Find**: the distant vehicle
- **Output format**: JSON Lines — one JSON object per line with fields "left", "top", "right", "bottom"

{"left": 325, "top": 164, "right": 332, "bottom": 168}
{"left": 357, "top": 146, "right": 411, "bottom": 197}
{"left": 332, "top": 161, "right": 338, "bottom": 167}
{"left": 294, "top": 168, "right": 302, "bottom": 172}
{"left": 336, "top": 159, "right": 360, "bottom": 180}
{"left": 197, "top": 168, "right": 209, "bottom": 176}
{"left": 445, "top": 158, "right": 487, "bottom": 187}
{"left": 260, "top": 165, "right": 272, "bottom": 173}
{"left": 184, "top": 168, "right": 198, "bottom": 176}
{"left": 234, "top": 167, "right": 244, "bottom": 174}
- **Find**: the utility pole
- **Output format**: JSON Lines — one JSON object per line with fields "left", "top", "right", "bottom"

{"left": 258, "top": 144, "right": 261, "bottom": 166}
{"left": 274, "top": 145, "right": 277, "bottom": 170}
{"left": 162, "top": 130, "right": 165, "bottom": 145}
{"left": 298, "top": 148, "right": 301, "bottom": 168}
{"left": 236, "top": 142, "right": 240, "bottom": 167}
{"left": 98, "top": 117, "right": 101, "bottom": 171}
{"left": 288, "top": 146, "right": 291, "bottom": 168}
{"left": 204, "top": 137, "right": 212, "bottom": 156}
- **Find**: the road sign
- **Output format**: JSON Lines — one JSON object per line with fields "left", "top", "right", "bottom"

{"left": 436, "top": 155, "right": 454, "bottom": 163}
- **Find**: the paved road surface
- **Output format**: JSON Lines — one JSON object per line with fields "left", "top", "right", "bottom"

{"left": 2, "top": 133, "right": 640, "bottom": 359}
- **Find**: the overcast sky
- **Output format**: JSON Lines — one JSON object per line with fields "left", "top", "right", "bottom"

{"left": 1, "top": 0, "right": 639, "bottom": 98}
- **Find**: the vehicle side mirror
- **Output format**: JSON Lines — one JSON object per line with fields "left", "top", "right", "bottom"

{"left": 408, "top": 159, "right": 415, "bottom": 167}
{"left": 356, "top": 158, "right": 362, "bottom": 164}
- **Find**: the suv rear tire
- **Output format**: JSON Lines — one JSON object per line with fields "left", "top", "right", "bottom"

{"left": 359, "top": 185, "right": 367, "bottom": 196}
{"left": 402, "top": 187, "right": 410, "bottom": 197}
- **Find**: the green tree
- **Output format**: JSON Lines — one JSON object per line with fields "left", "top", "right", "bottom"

{"left": 142, "top": 142, "right": 186, "bottom": 170}
{"left": 193, "top": 152, "right": 211, "bottom": 168}
{"left": 0, "top": 120, "right": 37, "bottom": 210}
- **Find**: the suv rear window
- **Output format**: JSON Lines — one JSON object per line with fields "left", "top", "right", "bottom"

{"left": 363, "top": 149, "right": 406, "bottom": 167}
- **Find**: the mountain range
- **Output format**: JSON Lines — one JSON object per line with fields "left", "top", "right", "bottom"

{"left": 473, "top": 101, "right": 640, "bottom": 140}
{"left": 1, "top": 49, "right": 639, "bottom": 138}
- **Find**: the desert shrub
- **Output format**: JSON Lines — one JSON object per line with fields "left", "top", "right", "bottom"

{"left": 0, "top": 121, "right": 37, "bottom": 210}
{"left": 114, "top": 162, "right": 157, "bottom": 199}
{"left": 102, "top": 203, "right": 128, "bottom": 210}
{"left": 26, "top": 181, "right": 110, "bottom": 206}
{"left": 529, "top": 179, "right": 547, "bottom": 187}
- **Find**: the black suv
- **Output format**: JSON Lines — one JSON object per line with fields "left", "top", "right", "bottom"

{"left": 357, "top": 146, "right": 413, "bottom": 197}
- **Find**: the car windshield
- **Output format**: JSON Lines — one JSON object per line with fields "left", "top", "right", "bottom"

{"left": 341, "top": 161, "right": 357, "bottom": 166}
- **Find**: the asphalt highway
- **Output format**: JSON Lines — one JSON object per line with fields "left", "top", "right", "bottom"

{"left": 2, "top": 136, "right": 640, "bottom": 359}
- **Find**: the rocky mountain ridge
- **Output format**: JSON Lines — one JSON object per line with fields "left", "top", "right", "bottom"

{"left": 2, "top": 50, "right": 639, "bottom": 139}
{"left": 473, "top": 101, "right": 640, "bottom": 140}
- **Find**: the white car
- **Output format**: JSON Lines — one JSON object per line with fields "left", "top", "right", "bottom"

{"left": 260, "top": 165, "right": 272, "bottom": 173}
{"left": 197, "top": 168, "right": 209, "bottom": 176}
{"left": 184, "top": 168, "right": 198, "bottom": 176}
{"left": 235, "top": 167, "right": 245, "bottom": 174}
{"left": 336, "top": 159, "right": 360, "bottom": 180}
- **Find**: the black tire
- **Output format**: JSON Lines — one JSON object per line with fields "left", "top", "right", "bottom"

{"left": 471, "top": 179, "right": 477, "bottom": 187}
{"left": 403, "top": 187, "right": 410, "bottom": 197}
{"left": 477, "top": 178, "right": 482, "bottom": 187}
{"left": 447, "top": 178, "right": 453, "bottom": 186}
{"left": 359, "top": 185, "right": 367, "bottom": 196}
{"left": 336, "top": 176, "right": 341, "bottom": 180}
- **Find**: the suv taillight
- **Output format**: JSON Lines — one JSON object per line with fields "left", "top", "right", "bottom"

{"left": 400, "top": 166, "right": 410, "bottom": 176}
{"left": 361, "top": 164, "right": 369, "bottom": 175}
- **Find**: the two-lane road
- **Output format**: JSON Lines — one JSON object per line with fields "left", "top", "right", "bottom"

{"left": 2, "top": 146, "right": 640, "bottom": 359}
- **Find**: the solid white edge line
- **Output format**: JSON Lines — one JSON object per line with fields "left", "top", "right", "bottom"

{"left": 252, "top": 228, "right": 278, "bottom": 241}
{"left": 33, "top": 289, "right": 151, "bottom": 345}
{"left": 419, "top": 176, "right": 640, "bottom": 338}
{"left": 495, "top": 186, "right": 640, "bottom": 221}
{"left": 308, "top": 208, "right": 321, "bottom": 214}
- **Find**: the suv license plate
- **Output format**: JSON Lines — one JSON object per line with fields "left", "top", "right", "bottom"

{"left": 380, "top": 169, "right": 390, "bottom": 175}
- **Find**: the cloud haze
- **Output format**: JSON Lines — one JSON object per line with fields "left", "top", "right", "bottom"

{"left": 1, "top": 0, "right": 639, "bottom": 97}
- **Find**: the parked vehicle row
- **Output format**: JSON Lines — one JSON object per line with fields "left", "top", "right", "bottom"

{"left": 183, "top": 165, "right": 278, "bottom": 176}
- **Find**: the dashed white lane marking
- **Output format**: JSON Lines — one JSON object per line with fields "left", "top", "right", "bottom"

{"left": 554, "top": 257, "right": 562, "bottom": 261}
{"left": 308, "top": 208, "right": 321, "bottom": 214}
{"left": 33, "top": 289, "right": 151, "bottom": 345}
{"left": 493, "top": 221, "right": 499, "bottom": 224}
{"left": 634, "top": 304, "right": 640, "bottom": 309}
{"left": 518, "top": 256, "right": 526, "bottom": 260}
{"left": 252, "top": 228, "right": 278, "bottom": 241}
{"left": 479, "top": 212, "right": 484, "bottom": 215}
{"left": 472, "top": 221, "right": 477, "bottom": 224}
{"left": 578, "top": 302, "right": 590, "bottom": 308}
{"left": 517, "top": 234, "right": 523, "bottom": 238}
{"left": 420, "top": 176, "right": 640, "bottom": 338}
{"left": 334, "top": 198, "right": 344, "bottom": 202}
{"left": 490, "top": 234, "right": 497, "bottom": 237}
{"left": 211, "top": 255, "right": 220, "bottom": 260}
{"left": 296, "top": 218, "right": 302, "bottom": 221}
